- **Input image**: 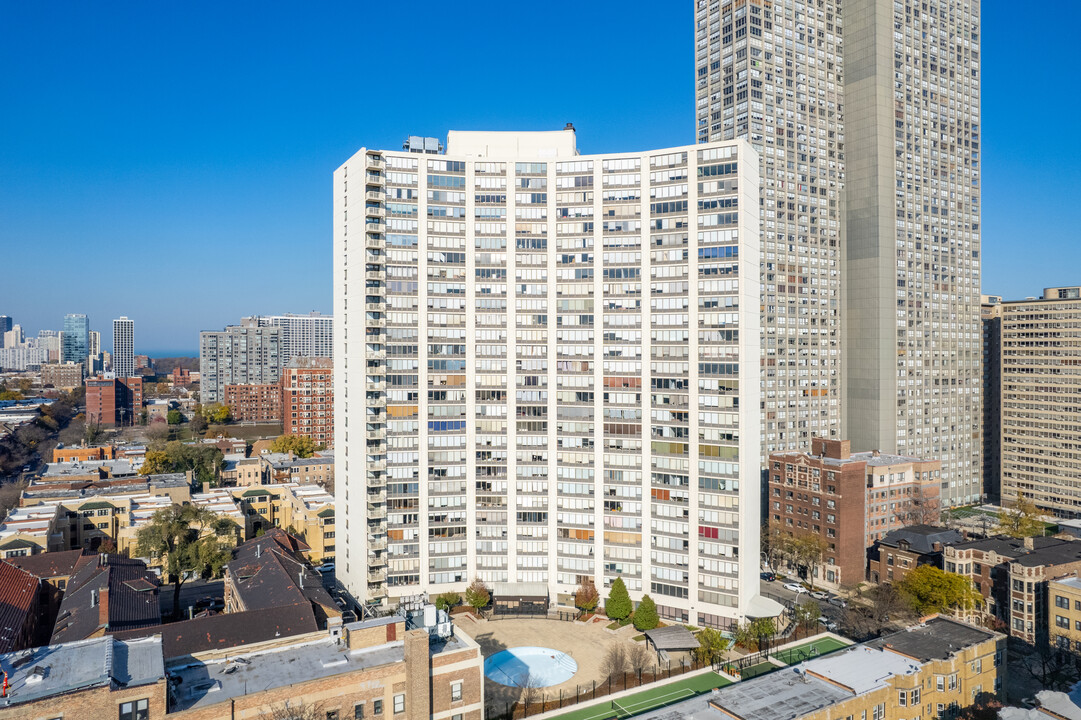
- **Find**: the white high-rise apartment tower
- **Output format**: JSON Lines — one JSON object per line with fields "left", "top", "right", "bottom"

{"left": 695, "top": 0, "right": 844, "bottom": 462}
{"left": 696, "top": 0, "right": 981, "bottom": 504}
{"left": 843, "top": 0, "right": 982, "bottom": 505}
{"left": 112, "top": 317, "right": 134, "bottom": 379}
{"left": 256, "top": 313, "right": 334, "bottom": 362}
{"left": 336, "top": 129, "right": 769, "bottom": 628}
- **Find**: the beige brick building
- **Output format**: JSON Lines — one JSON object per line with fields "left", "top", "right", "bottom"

{"left": 1049, "top": 576, "right": 1081, "bottom": 653}
{"left": 997, "top": 287, "right": 1081, "bottom": 517}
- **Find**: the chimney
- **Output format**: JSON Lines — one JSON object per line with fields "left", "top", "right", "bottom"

{"left": 872, "top": 450, "right": 881, "bottom": 458}
{"left": 564, "top": 122, "right": 575, "bottom": 132}
{"left": 98, "top": 588, "right": 109, "bottom": 628}
{"left": 256, "top": 544, "right": 261, "bottom": 559}
{"left": 1023, "top": 537, "right": 1035, "bottom": 551}
{"left": 299, "top": 571, "right": 304, "bottom": 588}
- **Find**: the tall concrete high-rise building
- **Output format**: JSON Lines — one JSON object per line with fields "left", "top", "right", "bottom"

{"left": 112, "top": 317, "right": 135, "bottom": 379}
{"left": 255, "top": 312, "right": 333, "bottom": 362}
{"left": 199, "top": 319, "right": 282, "bottom": 404}
{"left": 0, "top": 316, "right": 11, "bottom": 349}
{"left": 335, "top": 129, "right": 766, "bottom": 628}
{"left": 842, "top": 0, "right": 982, "bottom": 506}
{"left": 88, "top": 330, "right": 103, "bottom": 376}
{"left": 981, "top": 295, "right": 1001, "bottom": 502}
{"left": 998, "top": 287, "right": 1081, "bottom": 518}
{"left": 695, "top": 0, "right": 844, "bottom": 460}
{"left": 61, "top": 314, "right": 89, "bottom": 365}
{"left": 696, "top": 0, "right": 982, "bottom": 505}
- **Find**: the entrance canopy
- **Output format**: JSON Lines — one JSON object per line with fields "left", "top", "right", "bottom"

{"left": 644, "top": 625, "right": 701, "bottom": 652}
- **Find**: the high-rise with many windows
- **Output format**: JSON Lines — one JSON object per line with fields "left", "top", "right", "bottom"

{"left": 695, "top": 0, "right": 844, "bottom": 460}
{"left": 112, "top": 316, "right": 135, "bottom": 379}
{"left": 696, "top": 0, "right": 982, "bottom": 504}
{"left": 335, "top": 129, "right": 765, "bottom": 628}
{"left": 61, "top": 314, "right": 89, "bottom": 366}
{"left": 256, "top": 312, "right": 334, "bottom": 363}
{"left": 199, "top": 319, "right": 282, "bottom": 404}
{"left": 842, "top": 0, "right": 982, "bottom": 505}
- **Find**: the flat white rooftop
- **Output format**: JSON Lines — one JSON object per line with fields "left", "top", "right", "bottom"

{"left": 445, "top": 128, "right": 578, "bottom": 158}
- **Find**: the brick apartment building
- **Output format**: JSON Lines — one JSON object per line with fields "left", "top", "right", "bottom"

{"left": 868, "top": 525, "right": 964, "bottom": 584}
{"left": 40, "top": 361, "right": 84, "bottom": 389}
{"left": 768, "top": 437, "right": 942, "bottom": 587}
{"left": 223, "top": 382, "right": 282, "bottom": 423}
{"left": 281, "top": 356, "right": 333, "bottom": 447}
{"left": 945, "top": 535, "right": 1081, "bottom": 644}
{"left": 52, "top": 445, "right": 116, "bottom": 463}
{"left": 85, "top": 375, "right": 143, "bottom": 427}
{"left": 1049, "top": 576, "right": 1081, "bottom": 653}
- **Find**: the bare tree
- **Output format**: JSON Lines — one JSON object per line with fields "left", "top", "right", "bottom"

{"left": 262, "top": 699, "right": 326, "bottom": 720}
{"left": 600, "top": 643, "right": 629, "bottom": 683}
{"left": 519, "top": 674, "right": 546, "bottom": 709}
{"left": 627, "top": 641, "right": 654, "bottom": 676}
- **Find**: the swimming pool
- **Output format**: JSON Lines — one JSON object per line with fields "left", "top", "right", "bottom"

{"left": 483, "top": 647, "right": 578, "bottom": 687}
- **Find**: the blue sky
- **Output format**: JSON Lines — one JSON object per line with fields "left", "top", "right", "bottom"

{"left": 1, "top": 2, "right": 1078, "bottom": 353}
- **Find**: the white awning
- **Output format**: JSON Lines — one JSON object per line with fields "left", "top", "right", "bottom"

{"left": 745, "top": 594, "right": 785, "bottom": 618}
{"left": 491, "top": 582, "right": 549, "bottom": 600}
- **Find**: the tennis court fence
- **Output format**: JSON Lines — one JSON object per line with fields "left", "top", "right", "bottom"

{"left": 488, "top": 657, "right": 710, "bottom": 720}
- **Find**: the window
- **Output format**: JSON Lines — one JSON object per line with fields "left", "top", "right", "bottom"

{"left": 327, "top": 712, "right": 340, "bottom": 720}
{"left": 948, "top": 673, "right": 958, "bottom": 690}
{"left": 911, "top": 687, "right": 920, "bottom": 705}
{"left": 355, "top": 704, "right": 365, "bottom": 719}
{"left": 394, "top": 695, "right": 405, "bottom": 714}
{"left": 872, "top": 703, "right": 885, "bottom": 720}
{"left": 451, "top": 682, "right": 462, "bottom": 702}
{"left": 937, "top": 703, "right": 945, "bottom": 719}
{"left": 1056, "top": 595, "right": 1070, "bottom": 609}
{"left": 1057, "top": 615, "right": 1070, "bottom": 629}
{"left": 936, "top": 676, "right": 944, "bottom": 692}
{"left": 899, "top": 690, "right": 907, "bottom": 706}
{"left": 119, "top": 699, "right": 149, "bottom": 720}
{"left": 373, "top": 700, "right": 383, "bottom": 716}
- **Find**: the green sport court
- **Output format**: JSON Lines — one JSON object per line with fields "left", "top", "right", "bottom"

{"left": 770, "top": 637, "right": 849, "bottom": 665}
{"left": 547, "top": 672, "right": 731, "bottom": 720}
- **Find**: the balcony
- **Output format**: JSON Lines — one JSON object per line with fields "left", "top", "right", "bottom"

{"left": 368, "top": 570, "right": 387, "bottom": 584}
{"left": 365, "top": 234, "right": 383, "bottom": 249}
{"left": 365, "top": 271, "right": 383, "bottom": 281}
{"left": 365, "top": 155, "right": 384, "bottom": 169}
{"left": 368, "top": 506, "right": 387, "bottom": 520}
{"left": 368, "top": 537, "right": 387, "bottom": 552}
{"left": 365, "top": 350, "right": 386, "bottom": 361}
{"left": 365, "top": 190, "right": 383, "bottom": 202}
{"left": 367, "top": 491, "right": 386, "bottom": 505}
{"left": 365, "top": 172, "right": 384, "bottom": 186}
{"left": 365, "top": 219, "right": 385, "bottom": 233}
{"left": 365, "top": 206, "right": 385, "bottom": 219}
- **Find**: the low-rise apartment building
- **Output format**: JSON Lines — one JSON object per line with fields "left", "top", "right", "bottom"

{"left": 1049, "top": 576, "right": 1081, "bottom": 653}
{"left": 40, "top": 361, "right": 84, "bottom": 389}
{"left": 944, "top": 535, "right": 1081, "bottom": 643}
{"left": 868, "top": 525, "right": 963, "bottom": 584}
{"left": 768, "top": 438, "right": 942, "bottom": 587}
{"left": 85, "top": 374, "right": 143, "bottom": 426}
{"left": 705, "top": 617, "right": 1005, "bottom": 720}
{"left": 52, "top": 444, "right": 116, "bottom": 463}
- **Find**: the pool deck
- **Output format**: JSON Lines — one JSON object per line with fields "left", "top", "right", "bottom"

{"left": 457, "top": 614, "right": 644, "bottom": 709}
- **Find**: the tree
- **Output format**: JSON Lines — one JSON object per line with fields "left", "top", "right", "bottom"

{"left": 956, "top": 694, "right": 1004, "bottom": 720}
{"left": 791, "top": 535, "right": 828, "bottom": 590}
{"left": 140, "top": 450, "right": 172, "bottom": 476}
{"left": 134, "top": 504, "right": 238, "bottom": 619}
{"left": 138, "top": 442, "right": 224, "bottom": 485}
{"left": 794, "top": 599, "right": 821, "bottom": 629}
{"left": 606, "top": 577, "right": 632, "bottom": 621}
{"left": 632, "top": 594, "right": 660, "bottom": 631}
{"left": 83, "top": 418, "right": 104, "bottom": 446}
{"left": 146, "top": 423, "right": 171, "bottom": 445}
{"left": 732, "top": 622, "right": 756, "bottom": 650}
{"left": 762, "top": 521, "right": 792, "bottom": 572}
{"left": 0, "top": 480, "right": 27, "bottom": 519}
{"left": 263, "top": 699, "right": 326, "bottom": 720}
{"left": 435, "top": 591, "right": 461, "bottom": 611}
{"left": 0, "top": 390, "right": 23, "bottom": 402}
{"left": 693, "top": 627, "right": 729, "bottom": 665}
{"left": 627, "top": 642, "right": 654, "bottom": 676}
{"left": 167, "top": 409, "right": 183, "bottom": 425}
{"left": 190, "top": 413, "right": 208, "bottom": 435}
{"left": 599, "top": 643, "right": 628, "bottom": 682}
{"left": 898, "top": 564, "right": 981, "bottom": 617}
{"left": 202, "top": 404, "right": 231, "bottom": 425}
{"left": 749, "top": 617, "right": 776, "bottom": 652}
{"left": 270, "top": 434, "right": 317, "bottom": 458}
{"left": 575, "top": 580, "right": 599, "bottom": 612}
{"left": 464, "top": 578, "right": 490, "bottom": 613}
{"left": 997, "top": 491, "right": 1045, "bottom": 538}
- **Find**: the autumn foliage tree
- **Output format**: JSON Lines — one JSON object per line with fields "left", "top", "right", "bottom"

{"left": 898, "top": 564, "right": 981, "bottom": 616}
{"left": 464, "top": 578, "right": 490, "bottom": 612}
{"left": 575, "top": 581, "right": 599, "bottom": 612}
{"left": 997, "top": 491, "right": 1045, "bottom": 538}
{"left": 270, "top": 434, "right": 318, "bottom": 458}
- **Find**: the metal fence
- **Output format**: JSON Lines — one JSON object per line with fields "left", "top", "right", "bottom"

{"left": 487, "top": 657, "right": 710, "bottom": 720}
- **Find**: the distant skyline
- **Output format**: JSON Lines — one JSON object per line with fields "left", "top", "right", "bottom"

{"left": 2, "top": 2, "right": 1079, "bottom": 350}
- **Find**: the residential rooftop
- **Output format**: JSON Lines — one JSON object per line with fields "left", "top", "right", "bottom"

{"left": 875, "top": 525, "right": 963, "bottom": 554}
{"left": 0, "top": 635, "right": 164, "bottom": 708}
{"left": 1052, "top": 576, "right": 1081, "bottom": 592}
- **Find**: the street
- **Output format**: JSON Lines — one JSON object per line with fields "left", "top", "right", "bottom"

{"left": 759, "top": 577, "right": 845, "bottom": 625}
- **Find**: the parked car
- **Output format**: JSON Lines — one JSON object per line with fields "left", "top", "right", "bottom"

{"left": 828, "top": 596, "right": 847, "bottom": 608}
{"left": 761, "top": 571, "right": 777, "bottom": 582}
{"left": 317, "top": 563, "right": 335, "bottom": 574}
{"left": 818, "top": 617, "right": 838, "bottom": 632}
{"left": 783, "top": 582, "right": 808, "bottom": 594}
{"left": 810, "top": 591, "right": 829, "bottom": 600}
